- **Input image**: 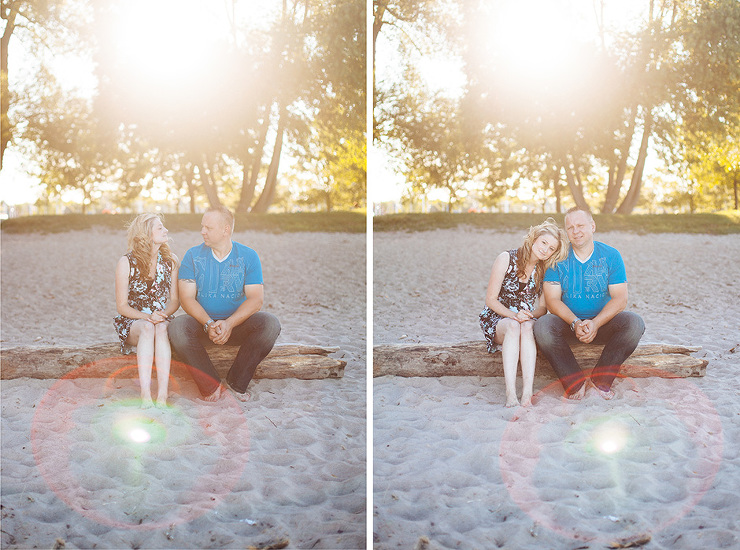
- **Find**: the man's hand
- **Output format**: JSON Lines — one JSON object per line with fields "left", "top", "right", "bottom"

{"left": 576, "top": 319, "right": 599, "bottom": 343}
{"left": 209, "top": 319, "right": 234, "bottom": 345}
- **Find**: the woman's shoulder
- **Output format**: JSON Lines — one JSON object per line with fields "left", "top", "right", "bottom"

{"left": 492, "top": 250, "right": 515, "bottom": 273}
{"left": 494, "top": 249, "right": 512, "bottom": 264}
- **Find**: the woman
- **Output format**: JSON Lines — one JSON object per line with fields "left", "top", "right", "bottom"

{"left": 114, "top": 213, "right": 179, "bottom": 408}
{"left": 479, "top": 218, "right": 568, "bottom": 407}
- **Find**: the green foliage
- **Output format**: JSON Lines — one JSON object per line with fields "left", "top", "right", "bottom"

{"left": 5, "top": 0, "right": 366, "bottom": 213}
{"left": 374, "top": 212, "right": 740, "bottom": 234}
{"left": 0, "top": 211, "right": 366, "bottom": 234}
{"left": 375, "top": 0, "right": 740, "bottom": 215}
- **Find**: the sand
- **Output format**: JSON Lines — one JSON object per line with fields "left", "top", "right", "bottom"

{"left": 1, "top": 228, "right": 366, "bottom": 549}
{"left": 374, "top": 229, "right": 740, "bottom": 549}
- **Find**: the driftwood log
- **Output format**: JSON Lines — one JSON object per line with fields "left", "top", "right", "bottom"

{"left": 373, "top": 341, "right": 707, "bottom": 378}
{"left": 0, "top": 343, "right": 345, "bottom": 380}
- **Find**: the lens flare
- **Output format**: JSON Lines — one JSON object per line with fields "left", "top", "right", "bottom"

{"left": 499, "top": 373, "right": 724, "bottom": 543}
{"left": 111, "top": 413, "right": 167, "bottom": 446}
{"left": 592, "top": 420, "right": 629, "bottom": 455}
{"left": 128, "top": 428, "right": 151, "bottom": 443}
{"left": 31, "top": 358, "right": 251, "bottom": 530}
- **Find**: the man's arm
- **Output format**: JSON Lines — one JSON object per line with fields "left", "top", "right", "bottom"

{"left": 542, "top": 281, "right": 579, "bottom": 326}
{"left": 178, "top": 279, "right": 213, "bottom": 327}
{"left": 210, "top": 284, "right": 264, "bottom": 345}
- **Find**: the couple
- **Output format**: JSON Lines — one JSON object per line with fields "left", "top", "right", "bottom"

{"left": 480, "top": 206, "right": 645, "bottom": 407}
{"left": 113, "top": 206, "right": 281, "bottom": 407}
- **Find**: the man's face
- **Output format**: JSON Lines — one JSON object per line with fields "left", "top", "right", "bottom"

{"left": 565, "top": 211, "right": 595, "bottom": 248}
{"left": 201, "top": 212, "right": 229, "bottom": 247}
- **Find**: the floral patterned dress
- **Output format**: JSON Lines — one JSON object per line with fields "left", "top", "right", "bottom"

{"left": 113, "top": 252, "right": 173, "bottom": 354}
{"left": 479, "top": 249, "right": 540, "bottom": 353}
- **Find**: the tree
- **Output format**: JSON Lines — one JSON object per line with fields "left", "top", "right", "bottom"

{"left": 388, "top": 74, "right": 471, "bottom": 211}
{"left": 20, "top": 71, "right": 117, "bottom": 213}
{"left": 1, "top": 0, "right": 89, "bottom": 171}
{"left": 296, "top": 0, "right": 367, "bottom": 211}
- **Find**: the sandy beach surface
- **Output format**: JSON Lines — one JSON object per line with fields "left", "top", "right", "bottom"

{"left": 374, "top": 229, "right": 740, "bottom": 549}
{"left": 1, "top": 228, "right": 366, "bottom": 549}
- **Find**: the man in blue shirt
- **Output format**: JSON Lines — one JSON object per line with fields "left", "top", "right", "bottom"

{"left": 534, "top": 206, "right": 644, "bottom": 400}
{"left": 169, "top": 206, "right": 281, "bottom": 401}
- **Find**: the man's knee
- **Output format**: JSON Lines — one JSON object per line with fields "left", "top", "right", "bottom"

{"left": 168, "top": 316, "right": 199, "bottom": 346}
{"left": 533, "top": 314, "right": 561, "bottom": 347}
{"left": 257, "top": 312, "right": 281, "bottom": 341}
{"left": 619, "top": 311, "right": 645, "bottom": 342}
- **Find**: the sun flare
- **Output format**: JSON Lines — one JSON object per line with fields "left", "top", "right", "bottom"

{"left": 106, "top": 0, "right": 228, "bottom": 85}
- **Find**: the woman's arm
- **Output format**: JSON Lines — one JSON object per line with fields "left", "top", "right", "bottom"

{"left": 484, "top": 252, "right": 520, "bottom": 320}
{"left": 115, "top": 256, "right": 150, "bottom": 320}
{"left": 162, "top": 256, "right": 180, "bottom": 317}
{"left": 531, "top": 291, "right": 548, "bottom": 319}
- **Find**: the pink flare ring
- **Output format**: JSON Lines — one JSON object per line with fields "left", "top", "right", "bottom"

{"left": 499, "top": 368, "right": 723, "bottom": 543}
{"left": 31, "top": 358, "right": 249, "bottom": 530}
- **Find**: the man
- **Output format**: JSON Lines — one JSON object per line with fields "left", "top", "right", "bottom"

{"left": 534, "top": 206, "right": 644, "bottom": 400}
{"left": 169, "top": 206, "right": 281, "bottom": 401}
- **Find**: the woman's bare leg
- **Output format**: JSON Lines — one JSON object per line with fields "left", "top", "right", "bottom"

{"left": 154, "top": 322, "right": 171, "bottom": 407}
{"left": 519, "top": 320, "right": 536, "bottom": 406}
{"left": 126, "top": 320, "right": 156, "bottom": 408}
{"left": 495, "top": 319, "right": 521, "bottom": 407}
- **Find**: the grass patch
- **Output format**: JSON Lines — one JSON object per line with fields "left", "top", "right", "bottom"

{"left": 1, "top": 211, "right": 366, "bottom": 235}
{"left": 373, "top": 212, "right": 740, "bottom": 234}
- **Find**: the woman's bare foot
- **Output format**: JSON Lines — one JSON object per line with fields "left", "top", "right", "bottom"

{"left": 520, "top": 393, "right": 533, "bottom": 407}
{"left": 140, "top": 396, "right": 155, "bottom": 409}
{"left": 505, "top": 395, "right": 520, "bottom": 408}
{"left": 155, "top": 395, "right": 168, "bottom": 408}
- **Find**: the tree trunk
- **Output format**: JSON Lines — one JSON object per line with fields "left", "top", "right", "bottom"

{"left": 0, "top": 4, "right": 18, "bottom": 171}
{"left": 563, "top": 160, "right": 589, "bottom": 210}
{"left": 1, "top": 343, "right": 346, "bottom": 380}
{"left": 236, "top": 116, "right": 270, "bottom": 213}
{"left": 373, "top": 341, "right": 707, "bottom": 378}
{"left": 187, "top": 163, "right": 197, "bottom": 213}
{"left": 251, "top": 106, "right": 286, "bottom": 214}
{"left": 602, "top": 113, "right": 636, "bottom": 214}
{"left": 553, "top": 164, "right": 562, "bottom": 213}
{"left": 197, "top": 157, "right": 222, "bottom": 208}
{"left": 616, "top": 110, "right": 653, "bottom": 214}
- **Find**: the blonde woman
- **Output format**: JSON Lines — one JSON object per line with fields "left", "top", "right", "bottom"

{"left": 114, "top": 214, "right": 179, "bottom": 408}
{"left": 480, "top": 218, "right": 568, "bottom": 407}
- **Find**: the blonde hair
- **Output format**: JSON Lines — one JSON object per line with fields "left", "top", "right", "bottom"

{"left": 516, "top": 217, "right": 569, "bottom": 293}
{"left": 126, "top": 213, "right": 175, "bottom": 279}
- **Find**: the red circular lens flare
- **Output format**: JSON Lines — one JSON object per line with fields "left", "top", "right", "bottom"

{"left": 499, "top": 370, "right": 723, "bottom": 543}
{"left": 31, "top": 358, "right": 249, "bottom": 530}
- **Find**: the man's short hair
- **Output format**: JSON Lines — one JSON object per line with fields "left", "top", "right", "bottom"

{"left": 565, "top": 205, "right": 593, "bottom": 221}
{"left": 206, "top": 205, "right": 235, "bottom": 232}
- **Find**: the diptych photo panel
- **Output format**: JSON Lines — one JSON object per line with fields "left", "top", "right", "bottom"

{"left": 372, "top": 0, "right": 739, "bottom": 549}
{"left": 2, "top": 0, "right": 740, "bottom": 549}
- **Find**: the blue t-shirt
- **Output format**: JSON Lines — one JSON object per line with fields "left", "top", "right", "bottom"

{"left": 179, "top": 242, "right": 263, "bottom": 320}
{"left": 544, "top": 241, "right": 627, "bottom": 319}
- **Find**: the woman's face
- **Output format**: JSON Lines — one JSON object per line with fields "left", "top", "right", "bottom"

{"left": 150, "top": 219, "right": 169, "bottom": 245}
{"left": 533, "top": 233, "right": 559, "bottom": 262}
